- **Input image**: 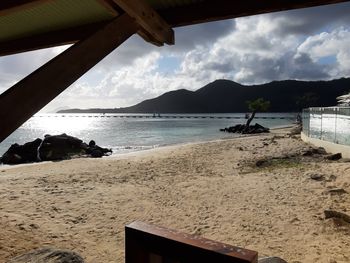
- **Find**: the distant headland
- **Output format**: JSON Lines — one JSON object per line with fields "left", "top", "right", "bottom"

{"left": 58, "top": 78, "right": 350, "bottom": 113}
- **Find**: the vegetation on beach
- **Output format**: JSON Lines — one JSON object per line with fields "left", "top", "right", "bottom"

{"left": 245, "top": 97, "right": 271, "bottom": 128}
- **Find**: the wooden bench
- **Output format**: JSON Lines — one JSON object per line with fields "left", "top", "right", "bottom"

{"left": 125, "top": 221, "right": 258, "bottom": 263}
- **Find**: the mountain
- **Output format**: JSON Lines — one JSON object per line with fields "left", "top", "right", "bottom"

{"left": 58, "top": 78, "right": 350, "bottom": 113}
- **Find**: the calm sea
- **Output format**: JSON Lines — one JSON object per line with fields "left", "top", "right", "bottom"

{"left": 0, "top": 113, "right": 297, "bottom": 156}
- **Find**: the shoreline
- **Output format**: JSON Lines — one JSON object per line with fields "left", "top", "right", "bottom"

{"left": 2, "top": 126, "right": 349, "bottom": 263}
{"left": 0, "top": 125, "right": 296, "bottom": 171}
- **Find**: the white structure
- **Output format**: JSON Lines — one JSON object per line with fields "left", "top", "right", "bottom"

{"left": 302, "top": 107, "right": 350, "bottom": 158}
{"left": 337, "top": 94, "right": 350, "bottom": 106}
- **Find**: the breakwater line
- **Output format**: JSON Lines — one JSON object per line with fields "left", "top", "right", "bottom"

{"left": 34, "top": 114, "right": 295, "bottom": 120}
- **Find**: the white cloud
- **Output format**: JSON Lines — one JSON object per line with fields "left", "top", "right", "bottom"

{"left": 0, "top": 46, "right": 69, "bottom": 94}
{"left": 297, "top": 28, "right": 350, "bottom": 75}
{"left": 2, "top": 3, "right": 350, "bottom": 112}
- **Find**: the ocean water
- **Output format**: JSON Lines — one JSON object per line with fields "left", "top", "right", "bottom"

{"left": 0, "top": 113, "right": 297, "bottom": 156}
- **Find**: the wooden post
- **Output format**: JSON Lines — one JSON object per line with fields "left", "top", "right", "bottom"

{"left": 0, "top": 14, "right": 138, "bottom": 143}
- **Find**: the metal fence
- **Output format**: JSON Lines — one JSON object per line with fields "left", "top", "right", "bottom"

{"left": 302, "top": 107, "right": 350, "bottom": 146}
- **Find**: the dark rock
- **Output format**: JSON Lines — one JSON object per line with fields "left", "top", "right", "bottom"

{"left": 309, "top": 173, "right": 324, "bottom": 181}
{"left": 91, "top": 149, "right": 104, "bottom": 158}
{"left": 258, "top": 257, "right": 287, "bottom": 263}
{"left": 324, "top": 153, "right": 342, "bottom": 161}
{"left": 39, "top": 134, "right": 85, "bottom": 161}
{"left": 0, "top": 138, "right": 42, "bottom": 164}
{"left": 314, "top": 147, "right": 327, "bottom": 155}
{"left": 7, "top": 248, "right": 85, "bottom": 263}
{"left": 302, "top": 147, "right": 327, "bottom": 156}
{"left": 255, "top": 159, "right": 267, "bottom": 167}
{"left": 324, "top": 210, "right": 350, "bottom": 223}
{"left": 327, "top": 188, "right": 347, "bottom": 194}
{"left": 220, "top": 123, "right": 269, "bottom": 134}
{"left": 1, "top": 134, "right": 112, "bottom": 165}
{"left": 86, "top": 143, "right": 112, "bottom": 158}
{"left": 302, "top": 149, "right": 313, "bottom": 156}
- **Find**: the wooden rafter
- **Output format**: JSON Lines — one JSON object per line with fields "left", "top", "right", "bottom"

{"left": 0, "top": 14, "right": 139, "bottom": 143}
{"left": 112, "top": 0, "right": 175, "bottom": 45}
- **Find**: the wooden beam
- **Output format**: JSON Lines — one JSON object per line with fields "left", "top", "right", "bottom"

{"left": 112, "top": 0, "right": 174, "bottom": 45}
{"left": 97, "top": 0, "right": 120, "bottom": 16}
{"left": 0, "top": 14, "right": 138, "bottom": 143}
{"left": 125, "top": 221, "right": 258, "bottom": 263}
{"left": 159, "top": 0, "right": 350, "bottom": 27}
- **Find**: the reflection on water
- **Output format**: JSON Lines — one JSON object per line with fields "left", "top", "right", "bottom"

{"left": 25, "top": 115, "right": 97, "bottom": 135}
{"left": 0, "top": 113, "right": 296, "bottom": 155}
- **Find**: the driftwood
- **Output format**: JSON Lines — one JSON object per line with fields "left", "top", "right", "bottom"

{"left": 324, "top": 210, "right": 350, "bottom": 223}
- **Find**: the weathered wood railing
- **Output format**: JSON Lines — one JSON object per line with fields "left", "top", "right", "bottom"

{"left": 125, "top": 221, "right": 258, "bottom": 263}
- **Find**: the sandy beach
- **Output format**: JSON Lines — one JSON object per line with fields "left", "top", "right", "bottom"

{"left": 1, "top": 128, "right": 350, "bottom": 263}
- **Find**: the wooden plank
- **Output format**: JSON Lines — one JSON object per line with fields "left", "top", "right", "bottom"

{"left": 159, "top": 0, "right": 350, "bottom": 27}
{"left": 0, "top": 21, "right": 110, "bottom": 57}
{"left": 1, "top": 0, "right": 349, "bottom": 54}
{"left": 0, "top": 14, "right": 138, "bottom": 143}
{"left": 0, "top": 0, "right": 50, "bottom": 16}
{"left": 125, "top": 221, "right": 258, "bottom": 263}
{"left": 112, "top": 0, "right": 174, "bottom": 45}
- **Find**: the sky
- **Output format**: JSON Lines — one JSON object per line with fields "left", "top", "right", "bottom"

{"left": 1, "top": 2, "right": 350, "bottom": 112}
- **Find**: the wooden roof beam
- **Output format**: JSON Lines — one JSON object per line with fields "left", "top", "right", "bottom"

{"left": 112, "top": 0, "right": 174, "bottom": 46}
{"left": 0, "top": 14, "right": 138, "bottom": 143}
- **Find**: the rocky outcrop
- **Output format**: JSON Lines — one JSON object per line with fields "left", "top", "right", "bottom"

{"left": 7, "top": 248, "right": 85, "bottom": 263}
{"left": 1, "top": 134, "right": 112, "bottom": 165}
{"left": 0, "top": 138, "right": 42, "bottom": 164}
{"left": 324, "top": 153, "right": 342, "bottom": 161}
{"left": 220, "top": 123, "right": 269, "bottom": 134}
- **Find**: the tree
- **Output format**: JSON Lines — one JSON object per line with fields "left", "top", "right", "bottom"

{"left": 245, "top": 98, "right": 271, "bottom": 128}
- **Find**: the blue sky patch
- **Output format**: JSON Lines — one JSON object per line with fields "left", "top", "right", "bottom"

{"left": 318, "top": 55, "right": 337, "bottom": 65}
{"left": 157, "top": 56, "right": 181, "bottom": 74}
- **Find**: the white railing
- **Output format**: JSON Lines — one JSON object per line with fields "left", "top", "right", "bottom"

{"left": 302, "top": 107, "right": 350, "bottom": 146}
